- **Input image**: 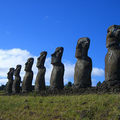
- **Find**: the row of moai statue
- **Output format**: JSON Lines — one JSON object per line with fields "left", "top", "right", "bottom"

{"left": 6, "top": 24, "right": 120, "bottom": 93}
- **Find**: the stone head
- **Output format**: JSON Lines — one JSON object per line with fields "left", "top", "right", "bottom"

{"left": 75, "top": 37, "right": 90, "bottom": 58}
{"left": 14, "top": 65, "right": 22, "bottom": 76}
{"left": 106, "top": 25, "right": 120, "bottom": 48}
{"left": 25, "top": 57, "right": 34, "bottom": 72}
{"left": 51, "top": 47, "right": 64, "bottom": 64}
{"left": 37, "top": 51, "right": 47, "bottom": 68}
{"left": 7, "top": 68, "right": 14, "bottom": 80}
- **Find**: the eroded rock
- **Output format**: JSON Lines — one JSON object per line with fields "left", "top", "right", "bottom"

{"left": 22, "top": 57, "right": 34, "bottom": 93}
{"left": 12, "top": 65, "right": 22, "bottom": 93}
{"left": 74, "top": 37, "right": 92, "bottom": 88}
{"left": 6, "top": 68, "right": 14, "bottom": 94}
{"left": 50, "top": 47, "right": 64, "bottom": 90}
{"left": 35, "top": 51, "right": 47, "bottom": 91}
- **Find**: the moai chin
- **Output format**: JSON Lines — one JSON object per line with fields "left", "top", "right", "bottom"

{"left": 22, "top": 57, "right": 34, "bottom": 93}
{"left": 74, "top": 37, "right": 92, "bottom": 88}
{"left": 35, "top": 51, "right": 47, "bottom": 91}
{"left": 105, "top": 25, "right": 120, "bottom": 87}
{"left": 12, "top": 65, "right": 22, "bottom": 93}
{"left": 50, "top": 47, "right": 64, "bottom": 90}
{"left": 6, "top": 68, "right": 14, "bottom": 94}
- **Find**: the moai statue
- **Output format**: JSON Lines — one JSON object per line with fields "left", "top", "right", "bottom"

{"left": 12, "top": 65, "right": 22, "bottom": 93}
{"left": 6, "top": 68, "right": 14, "bottom": 93}
{"left": 74, "top": 37, "right": 92, "bottom": 88}
{"left": 50, "top": 47, "right": 64, "bottom": 90}
{"left": 35, "top": 51, "right": 47, "bottom": 91}
{"left": 105, "top": 25, "right": 120, "bottom": 87}
{"left": 22, "top": 57, "right": 34, "bottom": 93}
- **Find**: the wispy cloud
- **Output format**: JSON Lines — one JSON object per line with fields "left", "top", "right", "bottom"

{"left": 6, "top": 31, "right": 11, "bottom": 34}
{"left": 55, "top": 20, "right": 60, "bottom": 23}
{"left": 44, "top": 16, "right": 49, "bottom": 19}
{"left": 0, "top": 48, "right": 104, "bottom": 86}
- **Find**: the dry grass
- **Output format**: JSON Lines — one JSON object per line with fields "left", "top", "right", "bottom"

{"left": 0, "top": 92, "right": 120, "bottom": 120}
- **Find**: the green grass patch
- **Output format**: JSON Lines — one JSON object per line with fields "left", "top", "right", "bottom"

{"left": 0, "top": 94, "right": 120, "bottom": 120}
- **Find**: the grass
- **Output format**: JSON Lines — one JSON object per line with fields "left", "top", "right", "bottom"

{"left": 0, "top": 92, "right": 120, "bottom": 120}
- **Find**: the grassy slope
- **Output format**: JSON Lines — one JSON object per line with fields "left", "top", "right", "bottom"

{"left": 0, "top": 93, "right": 120, "bottom": 120}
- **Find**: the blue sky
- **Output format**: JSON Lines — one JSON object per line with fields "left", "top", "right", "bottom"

{"left": 0, "top": 0, "right": 120, "bottom": 86}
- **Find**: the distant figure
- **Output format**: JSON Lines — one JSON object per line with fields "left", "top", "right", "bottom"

{"left": 74, "top": 37, "right": 92, "bottom": 88}
{"left": 22, "top": 57, "right": 34, "bottom": 93}
{"left": 50, "top": 47, "right": 64, "bottom": 90}
{"left": 35, "top": 51, "right": 47, "bottom": 91}
{"left": 105, "top": 25, "right": 120, "bottom": 87}
{"left": 12, "top": 65, "right": 22, "bottom": 93}
{"left": 6, "top": 68, "right": 14, "bottom": 94}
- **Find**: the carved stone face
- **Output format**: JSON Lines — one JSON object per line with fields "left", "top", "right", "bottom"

{"left": 37, "top": 51, "right": 47, "bottom": 68}
{"left": 7, "top": 68, "right": 14, "bottom": 80}
{"left": 24, "top": 58, "right": 34, "bottom": 72}
{"left": 75, "top": 37, "right": 90, "bottom": 58}
{"left": 14, "top": 65, "right": 21, "bottom": 76}
{"left": 51, "top": 47, "right": 64, "bottom": 64}
{"left": 106, "top": 25, "right": 120, "bottom": 48}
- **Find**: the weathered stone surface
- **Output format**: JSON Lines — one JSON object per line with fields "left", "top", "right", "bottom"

{"left": 6, "top": 68, "right": 14, "bottom": 94}
{"left": 22, "top": 57, "right": 34, "bottom": 93}
{"left": 104, "top": 25, "right": 120, "bottom": 87}
{"left": 50, "top": 47, "right": 64, "bottom": 90}
{"left": 12, "top": 65, "right": 22, "bottom": 93}
{"left": 35, "top": 51, "right": 47, "bottom": 91}
{"left": 74, "top": 37, "right": 92, "bottom": 88}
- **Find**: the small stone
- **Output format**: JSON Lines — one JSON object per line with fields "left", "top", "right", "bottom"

{"left": 80, "top": 110, "right": 89, "bottom": 119}
{"left": 39, "top": 101, "right": 43, "bottom": 103}
{"left": 118, "top": 105, "right": 120, "bottom": 109}
{"left": 81, "top": 102, "right": 87, "bottom": 105}
{"left": 24, "top": 99, "right": 28, "bottom": 102}
{"left": 118, "top": 115, "right": 120, "bottom": 120}
{"left": 24, "top": 105, "right": 29, "bottom": 109}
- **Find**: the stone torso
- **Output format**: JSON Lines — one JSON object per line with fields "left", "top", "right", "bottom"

{"left": 6, "top": 79, "right": 13, "bottom": 93}
{"left": 74, "top": 57, "right": 92, "bottom": 87}
{"left": 105, "top": 48, "right": 120, "bottom": 81}
{"left": 35, "top": 68, "right": 46, "bottom": 91}
{"left": 22, "top": 71, "right": 33, "bottom": 92}
{"left": 12, "top": 76, "right": 21, "bottom": 93}
{"left": 50, "top": 63, "right": 64, "bottom": 90}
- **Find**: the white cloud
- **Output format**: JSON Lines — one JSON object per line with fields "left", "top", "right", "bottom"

{"left": 64, "top": 63, "right": 75, "bottom": 79}
{"left": 0, "top": 49, "right": 31, "bottom": 78}
{"left": 0, "top": 48, "right": 104, "bottom": 86}
{"left": 0, "top": 79, "right": 8, "bottom": 85}
{"left": 92, "top": 79, "right": 97, "bottom": 86}
{"left": 64, "top": 79, "right": 68, "bottom": 85}
{"left": 45, "top": 58, "right": 53, "bottom": 85}
{"left": 92, "top": 67, "right": 104, "bottom": 76}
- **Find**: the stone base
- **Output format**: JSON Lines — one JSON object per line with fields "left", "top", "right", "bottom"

{"left": 49, "top": 87, "right": 63, "bottom": 91}
{"left": 101, "top": 80, "right": 120, "bottom": 89}
{"left": 72, "top": 84, "right": 91, "bottom": 90}
{"left": 22, "top": 90, "right": 28, "bottom": 93}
